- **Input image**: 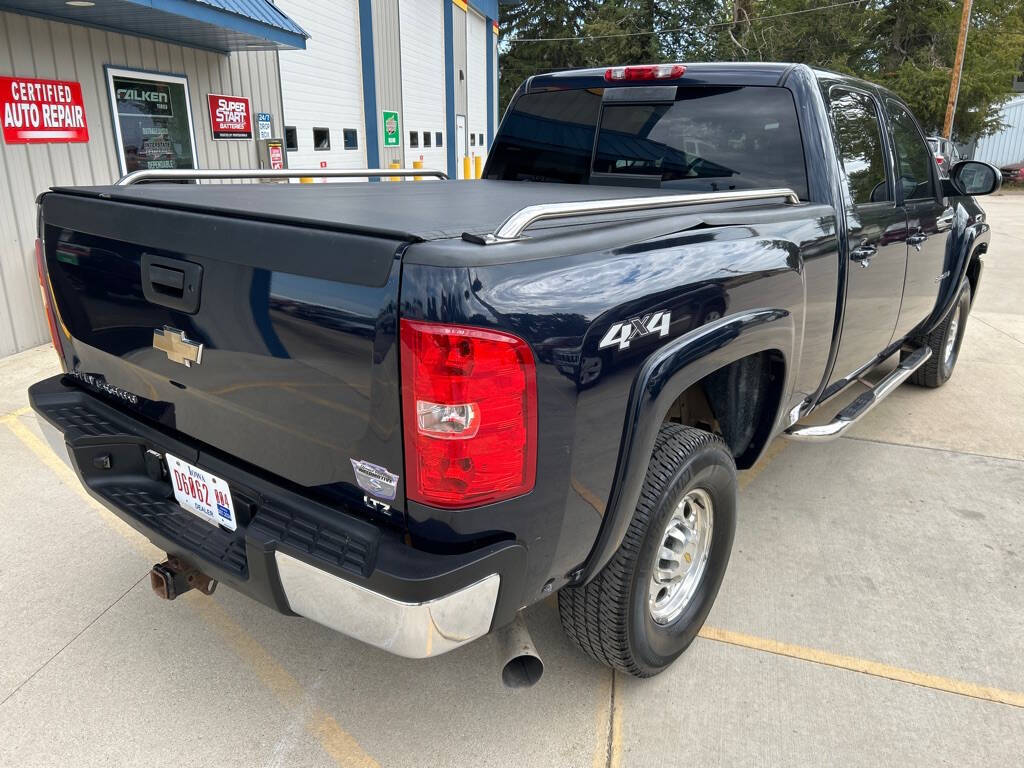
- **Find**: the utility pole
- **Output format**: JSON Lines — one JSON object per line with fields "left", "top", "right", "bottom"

{"left": 943, "top": 0, "right": 973, "bottom": 140}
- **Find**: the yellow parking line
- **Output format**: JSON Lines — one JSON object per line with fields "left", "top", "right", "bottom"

{"left": 191, "top": 595, "right": 380, "bottom": 768}
{"left": 591, "top": 670, "right": 612, "bottom": 768}
{"left": 698, "top": 625, "right": 1024, "bottom": 709}
{"left": 3, "top": 415, "right": 380, "bottom": 767}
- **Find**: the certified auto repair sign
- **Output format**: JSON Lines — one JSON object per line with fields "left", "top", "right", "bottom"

{"left": 1, "top": 76, "right": 88, "bottom": 143}
{"left": 207, "top": 93, "right": 252, "bottom": 140}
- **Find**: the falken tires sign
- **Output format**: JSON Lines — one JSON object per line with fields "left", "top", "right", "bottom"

{"left": 207, "top": 93, "right": 252, "bottom": 140}
{"left": 1, "top": 76, "right": 88, "bottom": 144}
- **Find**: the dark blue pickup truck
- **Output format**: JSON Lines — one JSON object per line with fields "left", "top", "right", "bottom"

{"left": 29, "top": 63, "right": 999, "bottom": 685}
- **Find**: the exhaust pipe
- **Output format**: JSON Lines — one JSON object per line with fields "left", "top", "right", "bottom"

{"left": 496, "top": 613, "right": 544, "bottom": 689}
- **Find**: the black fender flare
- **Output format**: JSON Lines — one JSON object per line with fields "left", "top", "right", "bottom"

{"left": 576, "top": 308, "right": 793, "bottom": 583}
{"left": 922, "top": 204, "right": 989, "bottom": 334}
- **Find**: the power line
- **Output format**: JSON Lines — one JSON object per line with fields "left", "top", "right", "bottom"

{"left": 506, "top": 0, "right": 869, "bottom": 44}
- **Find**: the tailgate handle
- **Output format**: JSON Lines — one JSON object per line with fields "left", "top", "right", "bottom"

{"left": 141, "top": 254, "right": 203, "bottom": 314}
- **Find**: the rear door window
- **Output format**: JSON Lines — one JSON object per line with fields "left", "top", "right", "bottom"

{"left": 486, "top": 85, "right": 808, "bottom": 198}
{"left": 592, "top": 87, "right": 808, "bottom": 199}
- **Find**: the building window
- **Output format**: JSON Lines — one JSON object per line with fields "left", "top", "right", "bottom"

{"left": 409, "top": 131, "right": 419, "bottom": 148}
{"left": 478, "top": 133, "right": 484, "bottom": 147}
{"left": 313, "top": 127, "right": 330, "bottom": 150}
{"left": 435, "top": 132, "right": 443, "bottom": 147}
{"left": 470, "top": 133, "right": 476, "bottom": 147}
{"left": 343, "top": 128, "right": 358, "bottom": 150}
{"left": 105, "top": 67, "right": 197, "bottom": 175}
{"left": 423, "top": 131, "right": 431, "bottom": 148}
{"left": 285, "top": 126, "right": 297, "bottom": 151}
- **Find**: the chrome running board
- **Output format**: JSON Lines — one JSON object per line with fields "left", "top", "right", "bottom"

{"left": 785, "top": 345, "right": 931, "bottom": 441}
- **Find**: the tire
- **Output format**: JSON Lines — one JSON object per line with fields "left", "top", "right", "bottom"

{"left": 558, "top": 424, "right": 736, "bottom": 677}
{"left": 907, "top": 282, "right": 971, "bottom": 388}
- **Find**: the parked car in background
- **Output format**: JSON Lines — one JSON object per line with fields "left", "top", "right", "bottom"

{"left": 927, "top": 136, "right": 964, "bottom": 178}
{"left": 999, "top": 160, "right": 1023, "bottom": 185}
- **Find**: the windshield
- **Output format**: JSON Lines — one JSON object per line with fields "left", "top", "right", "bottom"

{"left": 486, "top": 85, "right": 809, "bottom": 200}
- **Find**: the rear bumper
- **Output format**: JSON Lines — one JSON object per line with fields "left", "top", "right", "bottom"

{"left": 30, "top": 374, "right": 526, "bottom": 658}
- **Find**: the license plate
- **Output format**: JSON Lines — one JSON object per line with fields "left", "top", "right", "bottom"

{"left": 165, "top": 452, "right": 237, "bottom": 531}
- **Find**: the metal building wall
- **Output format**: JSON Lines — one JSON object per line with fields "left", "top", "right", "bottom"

{"left": 371, "top": 0, "right": 404, "bottom": 168}
{"left": 277, "top": 0, "right": 367, "bottom": 171}
{"left": 973, "top": 97, "right": 1024, "bottom": 167}
{"left": 0, "top": 10, "right": 283, "bottom": 357}
{"left": 451, "top": 3, "right": 468, "bottom": 177}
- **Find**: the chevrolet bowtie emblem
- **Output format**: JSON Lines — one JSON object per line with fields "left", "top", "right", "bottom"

{"left": 153, "top": 326, "right": 203, "bottom": 367}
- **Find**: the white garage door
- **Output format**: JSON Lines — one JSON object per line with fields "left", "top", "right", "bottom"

{"left": 466, "top": 9, "right": 488, "bottom": 157}
{"left": 400, "top": 0, "right": 447, "bottom": 174}
{"left": 277, "top": 0, "right": 367, "bottom": 175}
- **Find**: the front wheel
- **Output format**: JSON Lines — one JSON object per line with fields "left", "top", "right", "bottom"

{"left": 907, "top": 282, "right": 971, "bottom": 388}
{"left": 558, "top": 424, "right": 736, "bottom": 677}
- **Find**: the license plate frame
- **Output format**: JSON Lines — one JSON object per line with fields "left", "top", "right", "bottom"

{"left": 165, "top": 452, "right": 237, "bottom": 531}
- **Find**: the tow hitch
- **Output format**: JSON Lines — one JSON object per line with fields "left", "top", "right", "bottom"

{"left": 150, "top": 555, "right": 217, "bottom": 600}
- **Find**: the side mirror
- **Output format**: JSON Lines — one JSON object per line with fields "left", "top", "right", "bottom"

{"left": 946, "top": 160, "right": 1002, "bottom": 197}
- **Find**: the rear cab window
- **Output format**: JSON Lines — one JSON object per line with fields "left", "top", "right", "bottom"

{"left": 827, "top": 87, "right": 892, "bottom": 206}
{"left": 486, "top": 85, "right": 809, "bottom": 200}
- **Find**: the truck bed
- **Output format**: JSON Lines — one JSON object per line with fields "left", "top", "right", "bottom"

{"left": 52, "top": 179, "right": 682, "bottom": 242}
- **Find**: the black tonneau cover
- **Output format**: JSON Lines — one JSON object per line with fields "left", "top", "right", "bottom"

{"left": 51, "top": 180, "right": 674, "bottom": 242}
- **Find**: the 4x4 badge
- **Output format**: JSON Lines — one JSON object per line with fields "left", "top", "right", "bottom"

{"left": 598, "top": 311, "right": 672, "bottom": 351}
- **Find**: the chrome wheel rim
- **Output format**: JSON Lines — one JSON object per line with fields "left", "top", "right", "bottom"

{"left": 944, "top": 304, "right": 961, "bottom": 367}
{"left": 648, "top": 488, "right": 714, "bottom": 625}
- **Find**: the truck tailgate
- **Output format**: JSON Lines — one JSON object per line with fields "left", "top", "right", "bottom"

{"left": 40, "top": 190, "right": 407, "bottom": 512}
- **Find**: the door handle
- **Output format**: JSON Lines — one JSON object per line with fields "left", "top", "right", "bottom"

{"left": 141, "top": 253, "right": 203, "bottom": 314}
{"left": 907, "top": 233, "right": 928, "bottom": 249}
{"left": 850, "top": 244, "right": 876, "bottom": 267}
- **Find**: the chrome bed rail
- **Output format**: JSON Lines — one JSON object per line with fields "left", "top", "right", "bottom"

{"left": 463, "top": 187, "right": 801, "bottom": 245}
{"left": 115, "top": 168, "right": 448, "bottom": 185}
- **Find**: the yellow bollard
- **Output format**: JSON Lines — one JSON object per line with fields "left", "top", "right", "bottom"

{"left": 462, "top": 155, "right": 471, "bottom": 180}
{"left": 474, "top": 155, "right": 483, "bottom": 180}
{"left": 390, "top": 161, "right": 400, "bottom": 182}
{"left": 413, "top": 158, "right": 423, "bottom": 181}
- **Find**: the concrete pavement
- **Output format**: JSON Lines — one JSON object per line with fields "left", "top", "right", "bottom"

{"left": 0, "top": 198, "right": 1022, "bottom": 767}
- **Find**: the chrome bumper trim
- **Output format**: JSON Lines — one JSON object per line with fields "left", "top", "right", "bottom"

{"left": 275, "top": 552, "right": 500, "bottom": 658}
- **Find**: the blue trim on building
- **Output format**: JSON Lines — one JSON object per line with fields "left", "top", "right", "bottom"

{"left": 467, "top": 0, "right": 498, "bottom": 20}
{"left": 140, "top": 0, "right": 308, "bottom": 48}
{"left": 0, "top": 0, "right": 307, "bottom": 51}
{"left": 357, "top": 0, "right": 380, "bottom": 169}
{"left": 443, "top": 2, "right": 457, "bottom": 178}
{"left": 486, "top": 16, "right": 495, "bottom": 149}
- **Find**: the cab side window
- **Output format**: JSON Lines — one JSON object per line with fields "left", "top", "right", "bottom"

{"left": 828, "top": 88, "right": 891, "bottom": 206}
{"left": 887, "top": 102, "right": 936, "bottom": 201}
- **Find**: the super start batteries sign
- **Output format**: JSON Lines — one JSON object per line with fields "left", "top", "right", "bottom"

{"left": 207, "top": 93, "right": 252, "bottom": 140}
{"left": 1, "top": 76, "right": 88, "bottom": 143}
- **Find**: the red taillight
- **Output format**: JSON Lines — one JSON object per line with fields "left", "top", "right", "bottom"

{"left": 935, "top": 156, "right": 944, "bottom": 164}
{"left": 35, "top": 237, "right": 66, "bottom": 367}
{"left": 604, "top": 64, "right": 685, "bottom": 82}
{"left": 400, "top": 319, "right": 537, "bottom": 509}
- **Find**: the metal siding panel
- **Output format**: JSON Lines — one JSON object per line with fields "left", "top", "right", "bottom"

{"left": 277, "top": 0, "right": 367, "bottom": 173}
{"left": 399, "top": 0, "right": 446, "bottom": 174}
{"left": 453, "top": 5, "right": 467, "bottom": 118}
{"left": 372, "top": 0, "right": 404, "bottom": 168}
{"left": 974, "top": 98, "right": 1024, "bottom": 167}
{"left": 2, "top": 12, "right": 50, "bottom": 350}
{"left": 466, "top": 9, "right": 486, "bottom": 156}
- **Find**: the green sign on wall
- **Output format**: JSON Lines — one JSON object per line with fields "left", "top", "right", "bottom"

{"left": 382, "top": 110, "right": 400, "bottom": 147}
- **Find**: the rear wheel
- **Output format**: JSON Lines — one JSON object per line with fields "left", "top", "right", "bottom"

{"left": 558, "top": 424, "right": 736, "bottom": 677}
{"left": 907, "top": 282, "right": 970, "bottom": 388}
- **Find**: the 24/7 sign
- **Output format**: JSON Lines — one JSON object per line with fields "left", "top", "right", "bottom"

{"left": 1, "top": 76, "right": 88, "bottom": 144}
{"left": 207, "top": 93, "right": 252, "bottom": 140}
